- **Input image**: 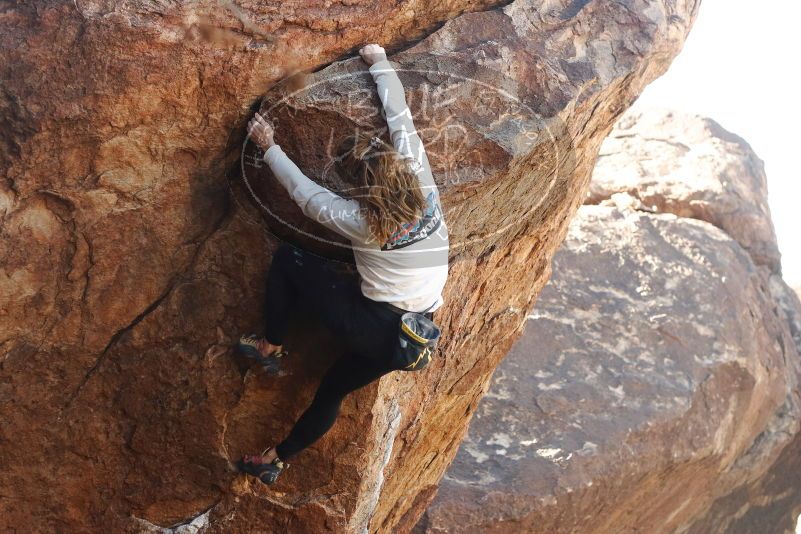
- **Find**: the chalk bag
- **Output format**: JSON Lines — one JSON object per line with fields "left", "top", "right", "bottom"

{"left": 392, "top": 312, "right": 441, "bottom": 372}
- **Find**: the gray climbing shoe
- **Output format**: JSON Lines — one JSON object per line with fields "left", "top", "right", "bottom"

{"left": 237, "top": 447, "right": 288, "bottom": 485}
{"left": 237, "top": 334, "right": 287, "bottom": 374}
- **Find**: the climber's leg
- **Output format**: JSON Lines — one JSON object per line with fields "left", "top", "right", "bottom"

{"left": 261, "top": 243, "right": 355, "bottom": 346}
{"left": 255, "top": 246, "right": 399, "bottom": 461}
{"left": 274, "top": 351, "right": 395, "bottom": 461}
{"left": 261, "top": 243, "right": 303, "bottom": 346}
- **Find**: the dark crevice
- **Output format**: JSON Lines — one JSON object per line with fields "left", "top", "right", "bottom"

{"left": 562, "top": 0, "right": 592, "bottom": 19}
{"left": 582, "top": 190, "right": 776, "bottom": 272}
{"left": 64, "top": 280, "right": 176, "bottom": 409}
{"left": 307, "top": 0, "right": 516, "bottom": 75}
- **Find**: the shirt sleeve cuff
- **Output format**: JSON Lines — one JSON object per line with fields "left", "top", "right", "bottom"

{"left": 262, "top": 143, "right": 283, "bottom": 163}
{"left": 368, "top": 58, "right": 394, "bottom": 75}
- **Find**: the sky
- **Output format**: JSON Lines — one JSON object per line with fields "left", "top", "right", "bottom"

{"left": 631, "top": 0, "right": 801, "bottom": 288}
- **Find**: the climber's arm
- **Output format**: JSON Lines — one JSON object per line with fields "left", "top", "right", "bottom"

{"left": 247, "top": 112, "right": 369, "bottom": 241}
{"left": 363, "top": 45, "right": 437, "bottom": 193}
{"left": 262, "top": 144, "right": 370, "bottom": 241}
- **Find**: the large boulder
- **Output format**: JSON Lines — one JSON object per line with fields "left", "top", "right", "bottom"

{"left": 588, "top": 109, "right": 781, "bottom": 272}
{"left": 419, "top": 110, "right": 801, "bottom": 532}
{"left": 0, "top": 2, "right": 698, "bottom": 532}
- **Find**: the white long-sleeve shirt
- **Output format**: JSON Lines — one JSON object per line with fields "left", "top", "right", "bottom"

{"left": 262, "top": 58, "right": 449, "bottom": 313}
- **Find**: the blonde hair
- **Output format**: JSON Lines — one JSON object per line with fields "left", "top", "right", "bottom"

{"left": 336, "top": 132, "right": 427, "bottom": 243}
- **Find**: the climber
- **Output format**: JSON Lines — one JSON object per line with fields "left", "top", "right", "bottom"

{"left": 235, "top": 44, "right": 449, "bottom": 485}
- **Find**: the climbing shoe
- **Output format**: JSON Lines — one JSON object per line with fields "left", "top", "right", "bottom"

{"left": 237, "top": 447, "right": 288, "bottom": 485}
{"left": 237, "top": 334, "right": 287, "bottom": 375}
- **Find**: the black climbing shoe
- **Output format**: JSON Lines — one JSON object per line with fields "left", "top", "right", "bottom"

{"left": 237, "top": 334, "right": 287, "bottom": 375}
{"left": 237, "top": 447, "right": 288, "bottom": 485}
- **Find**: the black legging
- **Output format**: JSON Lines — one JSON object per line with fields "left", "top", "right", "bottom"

{"left": 262, "top": 243, "right": 423, "bottom": 461}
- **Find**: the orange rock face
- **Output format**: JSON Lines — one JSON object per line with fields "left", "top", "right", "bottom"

{"left": 0, "top": 1, "right": 698, "bottom": 532}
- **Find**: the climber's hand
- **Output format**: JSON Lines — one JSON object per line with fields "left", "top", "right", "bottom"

{"left": 248, "top": 112, "right": 275, "bottom": 150}
{"left": 359, "top": 44, "right": 387, "bottom": 66}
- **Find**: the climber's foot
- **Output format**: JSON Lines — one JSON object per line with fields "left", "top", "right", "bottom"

{"left": 255, "top": 338, "right": 282, "bottom": 358}
{"left": 237, "top": 447, "right": 287, "bottom": 486}
{"left": 237, "top": 334, "right": 287, "bottom": 374}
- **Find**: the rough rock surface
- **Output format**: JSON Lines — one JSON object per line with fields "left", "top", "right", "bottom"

{"left": 418, "top": 110, "right": 801, "bottom": 533}
{"left": 588, "top": 109, "right": 782, "bottom": 272}
{"left": 0, "top": 2, "right": 698, "bottom": 532}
